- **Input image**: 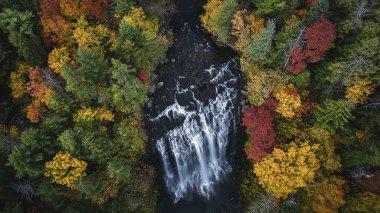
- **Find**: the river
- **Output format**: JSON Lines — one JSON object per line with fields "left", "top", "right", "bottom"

{"left": 146, "top": 0, "right": 246, "bottom": 212}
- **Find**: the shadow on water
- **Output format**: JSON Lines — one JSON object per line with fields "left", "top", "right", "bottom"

{"left": 145, "top": 0, "right": 246, "bottom": 212}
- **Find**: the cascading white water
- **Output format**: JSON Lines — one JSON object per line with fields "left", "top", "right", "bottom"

{"left": 152, "top": 60, "right": 239, "bottom": 203}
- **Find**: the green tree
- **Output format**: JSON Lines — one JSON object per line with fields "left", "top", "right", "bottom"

{"left": 114, "top": 0, "right": 135, "bottom": 16}
{"left": 251, "top": 0, "right": 287, "bottom": 16}
{"left": 343, "top": 192, "right": 380, "bottom": 212}
{"left": 113, "top": 114, "right": 148, "bottom": 164}
{"left": 58, "top": 124, "right": 113, "bottom": 164}
{"left": 342, "top": 141, "right": 380, "bottom": 169}
{"left": 110, "top": 59, "right": 149, "bottom": 113}
{"left": 61, "top": 48, "right": 110, "bottom": 103}
{"left": 0, "top": 9, "right": 45, "bottom": 65}
{"left": 7, "top": 128, "right": 55, "bottom": 177}
{"left": 314, "top": 99, "right": 354, "bottom": 132}
{"left": 106, "top": 158, "right": 131, "bottom": 183}
{"left": 248, "top": 21, "right": 275, "bottom": 64}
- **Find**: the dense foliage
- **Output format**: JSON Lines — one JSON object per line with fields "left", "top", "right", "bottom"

{"left": 201, "top": 0, "right": 380, "bottom": 211}
{"left": 0, "top": 0, "right": 379, "bottom": 212}
{"left": 0, "top": 0, "right": 170, "bottom": 212}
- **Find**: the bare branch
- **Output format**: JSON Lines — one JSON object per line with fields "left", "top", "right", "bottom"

{"left": 0, "top": 134, "right": 20, "bottom": 155}
{"left": 352, "top": 1, "right": 370, "bottom": 27}
{"left": 11, "top": 180, "right": 35, "bottom": 202}
{"left": 283, "top": 28, "right": 306, "bottom": 70}
{"left": 349, "top": 167, "right": 374, "bottom": 180}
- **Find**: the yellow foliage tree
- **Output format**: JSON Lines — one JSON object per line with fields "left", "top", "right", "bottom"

{"left": 273, "top": 84, "right": 302, "bottom": 119}
{"left": 306, "top": 128, "right": 342, "bottom": 172}
{"left": 253, "top": 141, "right": 320, "bottom": 199}
{"left": 44, "top": 151, "right": 87, "bottom": 188}
{"left": 73, "top": 106, "right": 115, "bottom": 122}
{"left": 10, "top": 64, "right": 28, "bottom": 99}
{"left": 123, "top": 7, "right": 159, "bottom": 40}
{"left": 200, "top": 0, "right": 222, "bottom": 36}
{"left": 245, "top": 64, "right": 289, "bottom": 106}
{"left": 345, "top": 77, "right": 374, "bottom": 104}
{"left": 48, "top": 47, "right": 72, "bottom": 73}
{"left": 59, "top": 0, "right": 84, "bottom": 19}
{"left": 231, "top": 10, "right": 264, "bottom": 54}
{"left": 303, "top": 176, "right": 346, "bottom": 213}
{"left": 73, "top": 16, "right": 117, "bottom": 53}
{"left": 355, "top": 129, "right": 373, "bottom": 142}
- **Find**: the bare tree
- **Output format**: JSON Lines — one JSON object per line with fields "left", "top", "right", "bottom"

{"left": 283, "top": 28, "right": 306, "bottom": 70}
{"left": 11, "top": 180, "right": 35, "bottom": 202}
{"left": 349, "top": 167, "right": 374, "bottom": 180}
{"left": 352, "top": 1, "right": 370, "bottom": 27}
{"left": 324, "top": 75, "right": 345, "bottom": 97}
{"left": 283, "top": 196, "right": 298, "bottom": 208}
{"left": 0, "top": 134, "right": 20, "bottom": 155}
{"left": 248, "top": 194, "right": 278, "bottom": 213}
{"left": 359, "top": 98, "right": 380, "bottom": 110}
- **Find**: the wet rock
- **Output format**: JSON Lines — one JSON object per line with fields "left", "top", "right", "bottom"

{"left": 241, "top": 90, "right": 248, "bottom": 96}
{"left": 157, "top": 82, "right": 164, "bottom": 89}
{"left": 147, "top": 100, "right": 153, "bottom": 109}
{"left": 149, "top": 85, "right": 156, "bottom": 94}
{"left": 151, "top": 73, "right": 157, "bottom": 82}
{"left": 171, "top": 58, "right": 176, "bottom": 63}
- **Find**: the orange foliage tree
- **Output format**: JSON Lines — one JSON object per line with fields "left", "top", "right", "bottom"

{"left": 39, "top": 0, "right": 74, "bottom": 45}
{"left": 83, "top": 0, "right": 109, "bottom": 20}
{"left": 26, "top": 100, "right": 47, "bottom": 123}
{"left": 26, "top": 66, "right": 53, "bottom": 106}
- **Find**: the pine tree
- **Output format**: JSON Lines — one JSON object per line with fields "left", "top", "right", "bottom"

{"left": 61, "top": 48, "right": 110, "bottom": 102}
{"left": 0, "top": 9, "right": 45, "bottom": 65}
{"left": 314, "top": 99, "right": 354, "bottom": 132}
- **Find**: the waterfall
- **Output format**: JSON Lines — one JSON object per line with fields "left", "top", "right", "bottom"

{"left": 151, "top": 59, "right": 240, "bottom": 203}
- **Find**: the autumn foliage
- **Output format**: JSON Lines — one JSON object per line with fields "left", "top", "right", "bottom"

{"left": 286, "top": 48, "right": 307, "bottom": 74}
{"left": 242, "top": 99, "right": 277, "bottom": 161}
{"left": 254, "top": 141, "right": 320, "bottom": 199}
{"left": 44, "top": 151, "right": 87, "bottom": 188}
{"left": 39, "top": 0, "right": 74, "bottom": 45}
{"left": 26, "top": 100, "right": 47, "bottom": 123}
{"left": 287, "top": 16, "right": 336, "bottom": 74}
{"left": 304, "top": 16, "right": 336, "bottom": 63}
{"left": 26, "top": 66, "right": 53, "bottom": 106}
{"left": 138, "top": 69, "right": 150, "bottom": 84}
{"left": 83, "top": 0, "right": 109, "bottom": 20}
{"left": 273, "top": 84, "right": 302, "bottom": 119}
{"left": 345, "top": 77, "right": 374, "bottom": 104}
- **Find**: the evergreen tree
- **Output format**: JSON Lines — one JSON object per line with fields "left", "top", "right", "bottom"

{"left": 0, "top": 9, "right": 45, "bottom": 65}
{"left": 314, "top": 99, "right": 354, "bottom": 132}
{"left": 61, "top": 48, "right": 110, "bottom": 102}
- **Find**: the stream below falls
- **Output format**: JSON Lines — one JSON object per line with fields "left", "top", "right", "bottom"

{"left": 146, "top": 0, "right": 246, "bottom": 212}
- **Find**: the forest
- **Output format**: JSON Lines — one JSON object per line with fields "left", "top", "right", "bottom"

{"left": 0, "top": 0, "right": 379, "bottom": 212}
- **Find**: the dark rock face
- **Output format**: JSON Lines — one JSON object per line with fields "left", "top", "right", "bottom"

{"left": 145, "top": 0, "right": 245, "bottom": 212}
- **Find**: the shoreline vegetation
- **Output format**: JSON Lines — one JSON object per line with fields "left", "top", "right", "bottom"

{"left": 200, "top": 0, "right": 380, "bottom": 212}
{"left": 0, "top": 0, "right": 379, "bottom": 212}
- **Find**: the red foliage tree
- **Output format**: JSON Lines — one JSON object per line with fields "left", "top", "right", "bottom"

{"left": 304, "top": 16, "right": 336, "bottom": 63}
{"left": 138, "top": 69, "right": 150, "bottom": 84}
{"left": 83, "top": 0, "right": 109, "bottom": 20}
{"left": 242, "top": 99, "right": 277, "bottom": 161}
{"left": 307, "top": 0, "right": 318, "bottom": 6}
{"left": 286, "top": 48, "right": 307, "bottom": 74}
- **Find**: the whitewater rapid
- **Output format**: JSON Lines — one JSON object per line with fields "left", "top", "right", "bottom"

{"left": 151, "top": 60, "right": 240, "bottom": 203}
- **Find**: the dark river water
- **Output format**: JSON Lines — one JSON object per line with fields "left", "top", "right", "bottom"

{"left": 146, "top": 0, "right": 246, "bottom": 212}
